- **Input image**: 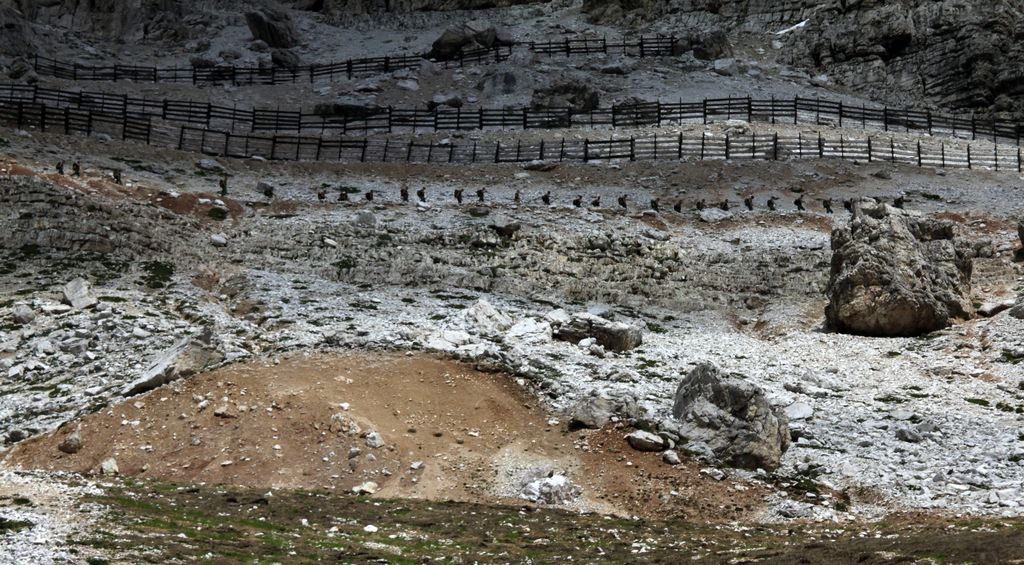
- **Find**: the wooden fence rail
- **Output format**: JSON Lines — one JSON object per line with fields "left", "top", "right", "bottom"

{"left": 2, "top": 83, "right": 1021, "bottom": 147}
{"left": 2, "top": 98, "right": 1020, "bottom": 173}
{"left": 29, "top": 34, "right": 682, "bottom": 87}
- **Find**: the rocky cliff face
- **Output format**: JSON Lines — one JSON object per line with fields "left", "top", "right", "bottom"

{"left": 582, "top": 0, "right": 1023, "bottom": 113}
{"left": 10, "top": 0, "right": 188, "bottom": 40}
{"left": 781, "top": 0, "right": 1024, "bottom": 113}
{"left": 321, "top": 0, "right": 545, "bottom": 15}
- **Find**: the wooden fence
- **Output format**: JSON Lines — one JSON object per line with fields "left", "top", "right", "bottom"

{"left": 2, "top": 83, "right": 1021, "bottom": 146}
{"left": 29, "top": 34, "right": 679, "bottom": 87}
{"left": 1, "top": 98, "right": 1019, "bottom": 173}
{"left": 30, "top": 45, "right": 513, "bottom": 86}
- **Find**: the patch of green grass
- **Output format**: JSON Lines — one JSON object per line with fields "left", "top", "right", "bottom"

{"left": 334, "top": 256, "right": 357, "bottom": 271}
{"left": 207, "top": 207, "right": 228, "bottom": 221}
{"left": 140, "top": 261, "right": 175, "bottom": 289}
{"left": 965, "top": 398, "right": 990, "bottom": 407}
{"left": 0, "top": 517, "right": 33, "bottom": 533}
{"left": 349, "top": 301, "right": 378, "bottom": 311}
{"left": 875, "top": 394, "right": 906, "bottom": 404}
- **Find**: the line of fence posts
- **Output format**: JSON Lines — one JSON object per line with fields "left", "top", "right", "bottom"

{"left": 9, "top": 82, "right": 1024, "bottom": 146}
{"left": 4, "top": 90, "right": 1024, "bottom": 172}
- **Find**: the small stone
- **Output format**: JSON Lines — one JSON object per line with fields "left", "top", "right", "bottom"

{"left": 364, "top": 431, "right": 384, "bottom": 448}
{"left": 353, "top": 481, "right": 379, "bottom": 495}
{"left": 662, "top": 450, "right": 681, "bottom": 465}
{"left": 99, "top": 458, "right": 119, "bottom": 475}
{"left": 410, "top": 461, "right": 424, "bottom": 470}
{"left": 210, "top": 233, "right": 228, "bottom": 247}
{"left": 896, "top": 427, "right": 923, "bottom": 443}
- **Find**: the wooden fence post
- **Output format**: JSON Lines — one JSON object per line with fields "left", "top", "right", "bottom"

{"left": 677, "top": 132, "right": 683, "bottom": 160}
{"left": 494, "top": 141, "right": 501, "bottom": 163}
{"left": 890, "top": 137, "right": 895, "bottom": 163}
{"left": 994, "top": 143, "right": 998, "bottom": 171}
{"left": 971, "top": 114, "right": 976, "bottom": 140}
{"left": 702, "top": 98, "right": 708, "bottom": 125}
{"left": 867, "top": 137, "right": 872, "bottom": 162}
{"left": 383, "top": 139, "right": 390, "bottom": 162}
{"left": 818, "top": 132, "right": 824, "bottom": 158}
{"left": 629, "top": 136, "right": 636, "bottom": 161}
{"left": 941, "top": 142, "right": 945, "bottom": 168}
{"left": 883, "top": 107, "right": 888, "bottom": 132}
{"left": 1017, "top": 146, "right": 1021, "bottom": 173}
{"left": 838, "top": 101, "right": 843, "bottom": 128}
{"left": 725, "top": 133, "right": 730, "bottom": 160}
{"left": 560, "top": 138, "right": 566, "bottom": 162}
{"left": 773, "top": 132, "right": 778, "bottom": 160}
{"left": 539, "top": 140, "right": 545, "bottom": 160}
{"left": 967, "top": 144, "right": 972, "bottom": 169}
{"left": 584, "top": 139, "right": 589, "bottom": 162}
{"left": 794, "top": 95, "right": 799, "bottom": 125}
{"left": 926, "top": 110, "right": 932, "bottom": 136}
{"left": 916, "top": 140, "right": 921, "bottom": 166}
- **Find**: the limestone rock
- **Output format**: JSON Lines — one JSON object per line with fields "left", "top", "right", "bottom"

{"left": 62, "top": 278, "right": 97, "bottom": 310}
{"left": 270, "top": 48, "right": 301, "bottom": 70}
{"left": 244, "top": 3, "right": 299, "bottom": 48}
{"left": 11, "top": 304, "right": 35, "bottom": 325}
{"left": 626, "top": 430, "right": 666, "bottom": 452}
{"left": 693, "top": 30, "right": 731, "bottom": 61}
{"left": 122, "top": 333, "right": 224, "bottom": 397}
{"left": 671, "top": 363, "right": 789, "bottom": 471}
{"left": 57, "top": 426, "right": 82, "bottom": 454}
{"left": 552, "top": 313, "right": 642, "bottom": 352}
{"left": 531, "top": 80, "right": 600, "bottom": 112}
{"left": 568, "top": 396, "right": 615, "bottom": 430}
{"left": 99, "top": 457, "right": 119, "bottom": 475}
{"left": 463, "top": 299, "right": 512, "bottom": 336}
{"left": 520, "top": 472, "right": 581, "bottom": 504}
{"left": 427, "top": 21, "right": 514, "bottom": 61}
{"left": 826, "top": 200, "right": 973, "bottom": 337}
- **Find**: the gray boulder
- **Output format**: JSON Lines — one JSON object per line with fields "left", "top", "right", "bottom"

{"left": 826, "top": 200, "right": 973, "bottom": 336}
{"left": 427, "top": 21, "right": 513, "bottom": 61}
{"left": 11, "top": 304, "right": 35, "bottom": 325}
{"left": 63, "top": 278, "right": 97, "bottom": 310}
{"left": 694, "top": 30, "right": 731, "bottom": 61}
{"left": 532, "top": 80, "right": 600, "bottom": 112}
{"left": 568, "top": 396, "right": 615, "bottom": 429}
{"left": 671, "top": 363, "right": 789, "bottom": 471}
{"left": 58, "top": 425, "right": 82, "bottom": 454}
{"left": 271, "top": 48, "right": 302, "bottom": 70}
{"left": 626, "top": 430, "right": 666, "bottom": 452}
{"left": 475, "top": 71, "right": 519, "bottom": 97}
{"left": 244, "top": 3, "right": 299, "bottom": 48}
{"left": 553, "top": 313, "right": 642, "bottom": 352}
{"left": 122, "top": 331, "right": 224, "bottom": 396}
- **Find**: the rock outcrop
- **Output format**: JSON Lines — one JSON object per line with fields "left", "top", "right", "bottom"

{"left": 671, "top": 363, "right": 789, "bottom": 471}
{"left": 322, "top": 0, "right": 543, "bottom": 15}
{"left": 121, "top": 330, "right": 224, "bottom": 396}
{"left": 826, "top": 200, "right": 973, "bottom": 337}
{"left": 245, "top": 3, "right": 299, "bottom": 49}
{"left": 781, "top": 0, "right": 1024, "bottom": 113}
{"left": 552, "top": 313, "right": 642, "bottom": 352}
{"left": 427, "top": 21, "right": 514, "bottom": 61}
{"left": 531, "top": 80, "right": 600, "bottom": 112}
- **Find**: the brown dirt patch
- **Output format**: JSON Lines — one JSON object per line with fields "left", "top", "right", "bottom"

{"left": 4, "top": 351, "right": 764, "bottom": 521}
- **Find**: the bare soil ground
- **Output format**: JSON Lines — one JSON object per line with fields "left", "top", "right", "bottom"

{"left": 5, "top": 351, "right": 765, "bottom": 522}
